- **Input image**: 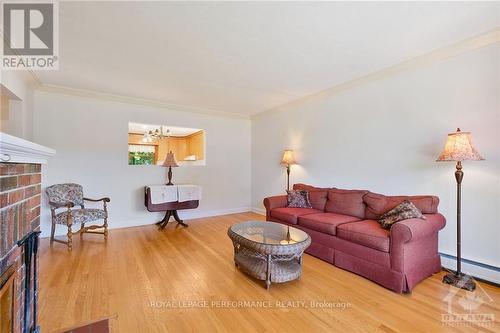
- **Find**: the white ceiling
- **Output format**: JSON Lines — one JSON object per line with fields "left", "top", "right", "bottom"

{"left": 128, "top": 122, "right": 201, "bottom": 137}
{"left": 35, "top": 2, "right": 500, "bottom": 116}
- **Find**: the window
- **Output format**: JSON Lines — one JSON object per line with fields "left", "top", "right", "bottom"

{"left": 128, "top": 122, "right": 206, "bottom": 166}
{"left": 128, "top": 145, "right": 156, "bottom": 165}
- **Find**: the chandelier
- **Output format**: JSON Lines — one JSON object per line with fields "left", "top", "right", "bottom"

{"left": 142, "top": 126, "right": 171, "bottom": 143}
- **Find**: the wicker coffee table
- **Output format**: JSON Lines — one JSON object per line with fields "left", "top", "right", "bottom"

{"left": 227, "top": 221, "right": 311, "bottom": 289}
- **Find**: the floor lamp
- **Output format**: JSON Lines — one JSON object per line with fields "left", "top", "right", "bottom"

{"left": 281, "top": 150, "right": 296, "bottom": 191}
{"left": 437, "top": 128, "right": 484, "bottom": 291}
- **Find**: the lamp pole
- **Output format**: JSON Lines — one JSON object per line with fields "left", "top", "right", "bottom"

{"left": 455, "top": 160, "right": 463, "bottom": 276}
{"left": 286, "top": 164, "right": 291, "bottom": 191}
{"left": 442, "top": 159, "right": 475, "bottom": 291}
{"left": 281, "top": 150, "right": 296, "bottom": 192}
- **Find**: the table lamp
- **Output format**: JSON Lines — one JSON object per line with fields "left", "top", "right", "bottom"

{"left": 163, "top": 151, "right": 179, "bottom": 185}
{"left": 437, "top": 128, "right": 484, "bottom": 291}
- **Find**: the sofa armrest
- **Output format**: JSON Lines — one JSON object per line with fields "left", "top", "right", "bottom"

{"left": 391, "top": 213, "right": 446, "bottom": 244}
{"left": 263, "top": 195, "right": 288, "bottom": 219}
{"left": 390, "top": 213, "right": 446, "bottom": 274}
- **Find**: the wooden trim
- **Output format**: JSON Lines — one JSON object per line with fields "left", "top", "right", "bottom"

{"left": 0, "top": 274, "right": 15, "bottom": 333}
{"left": 0, "top": 271, "right": 15, "bottom": 298}
{"left": 83, "top": 197, "right": 111, "bottom": 202}
{"left": 128, "top": 142, "right": 158, "bottom": 147}
{"left": 185, "top": 130, "right": 205, "bottom": 139}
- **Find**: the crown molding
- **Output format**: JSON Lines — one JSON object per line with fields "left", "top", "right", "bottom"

{"left": 37, "top": 84, "right": 251, "bottom": 120}
{"left": 252, "top": 28, "right": 500, "bottom": 119}
{"left": 0, "top": 132, "right": 56, "bottom": 164}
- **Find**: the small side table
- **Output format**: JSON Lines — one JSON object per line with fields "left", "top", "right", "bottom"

{"left": 144, "top": 187, "right": 199, "bottom": 229}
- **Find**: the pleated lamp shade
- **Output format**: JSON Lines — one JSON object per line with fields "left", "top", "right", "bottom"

{"left": 281, "top": 150, "right": 296, "bottom": 165}
{"left": 436, "top": 128, "right": 484, "bottom": 162}
{"left": 162, "top": 151, "right": 179, "bottom": 167}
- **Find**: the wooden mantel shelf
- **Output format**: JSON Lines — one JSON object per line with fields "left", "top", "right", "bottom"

{"left": 0, "top": 132, "right": 56, "bottom": 164}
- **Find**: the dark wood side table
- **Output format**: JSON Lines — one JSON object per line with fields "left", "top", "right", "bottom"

{"left": 144, "top": 187, "right": 199, "bottom": 229}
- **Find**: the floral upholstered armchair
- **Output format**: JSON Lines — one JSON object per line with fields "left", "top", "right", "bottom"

{"left": 46, "top": 183, "right": 110, "bottom": 250}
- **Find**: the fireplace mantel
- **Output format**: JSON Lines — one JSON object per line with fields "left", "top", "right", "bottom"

{"left": 0, "top": 132, "right": 55, "bottom": 164}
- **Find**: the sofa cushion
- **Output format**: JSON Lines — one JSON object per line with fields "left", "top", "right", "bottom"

{"left": 364, "top": 192, "right": 439, "bottom": 219}
{"left": 325, "top": 189, "right": 368, "bottom": 219}
{"left": 298, "top": 213, "right": 361, "bottom": 236}
{"left": 293, "top": 183, "right": 330, "bottom": 211}
{"left": 337, "top": 220, "right": 390, "bottom": 252}
{"left": 308, "top": 191, "right": 328, "bottom": 211}
{"left": 270, "top": 207, "right": 322, "bottom": 225}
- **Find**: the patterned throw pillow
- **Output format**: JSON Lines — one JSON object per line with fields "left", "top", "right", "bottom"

{"left": 377, "top": 200, "right": 426, "bottom": 230}
{"left": 287, "top": 190, "right": 312, "bottom": 208}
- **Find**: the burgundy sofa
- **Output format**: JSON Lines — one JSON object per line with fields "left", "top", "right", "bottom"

{"left": 263, "top": 184, "right": 446, "bottom": 293}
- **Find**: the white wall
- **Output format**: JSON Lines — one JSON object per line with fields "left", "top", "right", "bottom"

{"left": 252, "top": 44, "right": 500, "bottom": 268}
{"left": 0, "top": 71, "right": 35, "bottom": 140}
{"left": 33, "top": 91, "right": 251, "bottom": 237}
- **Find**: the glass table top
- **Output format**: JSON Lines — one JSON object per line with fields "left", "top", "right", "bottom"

{"left": 229, "top": 221, "right": 309, "bottom": 245}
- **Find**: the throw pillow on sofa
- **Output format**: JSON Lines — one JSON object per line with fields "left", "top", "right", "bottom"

{"left": 287, "top": 190, "right": 312, "bottom": 208}
{"left": 293, "top": 184, "right": 330, "bottom": 210}
{"left": 378, "top": 200, "right": 426, "bottom": 230}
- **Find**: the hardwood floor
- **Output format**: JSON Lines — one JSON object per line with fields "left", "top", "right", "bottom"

{"left": 39, "top": 212, "right": 499, "bottom": 333}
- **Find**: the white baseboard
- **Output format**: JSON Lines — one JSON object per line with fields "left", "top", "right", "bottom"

{"left": 440, "top": 254, "right": 500, "bottom": 285}
{"left": 177, "top": 206, "right": 252, "bottom": 220}
{"left": 251, "top": 207, "right": 266, "bottom": 216}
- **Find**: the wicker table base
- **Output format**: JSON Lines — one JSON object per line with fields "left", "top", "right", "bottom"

{"left": 234, "top": 252, "right": 303, "bottom": 287}
{"left": 228, "top": 221, "right": 311, "bottom": 289}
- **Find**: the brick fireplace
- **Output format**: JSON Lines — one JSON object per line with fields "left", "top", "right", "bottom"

{"left": 0, "top": 133, "right": 55, "bottom": 333}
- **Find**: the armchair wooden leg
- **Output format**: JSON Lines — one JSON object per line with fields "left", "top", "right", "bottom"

{"left": 66, "top": 207, "right": 74, "bottom": 251}
{"left": 67, "top": 224, "right": 73, "bottom": 251}
{"left": 80, "top": 223, "right": 85, "bottom": 236}
{"left": 50, "top": 220, "right": 56, "bottom": 244}
{"left": 103, "top": 217, "right": 108, "bottom": 241}
{"left": 103, "top": 201, "right": 109, "bottom": 241}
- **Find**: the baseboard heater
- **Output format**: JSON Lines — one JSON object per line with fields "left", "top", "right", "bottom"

{"left": 440, "top": 252, "right": 500, "bottom": 287}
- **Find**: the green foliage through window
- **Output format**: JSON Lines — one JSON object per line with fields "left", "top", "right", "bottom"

{"left": 128, "top": 151, "right": 155, "bottom": 165}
